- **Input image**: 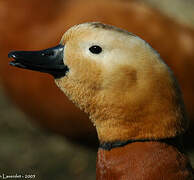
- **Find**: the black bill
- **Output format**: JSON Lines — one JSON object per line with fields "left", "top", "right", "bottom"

{"left": 8, "top": 44, "right": 69, "bottom": 78}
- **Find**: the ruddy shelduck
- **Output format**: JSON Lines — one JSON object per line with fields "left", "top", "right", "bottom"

{"left": 2, "top": 0, "right": 194, "bottom": 148}
{"left": 8, "top": 22, "right": 194, "bottom": 179}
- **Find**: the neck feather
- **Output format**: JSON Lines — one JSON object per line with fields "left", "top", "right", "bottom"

{"left": 99, "top": 136, "right": 183, "bottom": 151}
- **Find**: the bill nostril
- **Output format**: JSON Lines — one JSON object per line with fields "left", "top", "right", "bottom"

{"left": 41, "top": 51, "right": 54, "bottom": 57}
{"left": 8, "top": 51, "right": 17, "bottom": 58}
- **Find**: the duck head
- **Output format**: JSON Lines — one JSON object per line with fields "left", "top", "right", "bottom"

{"left": 9, "top": 22, "right": 188, "bottom": 144}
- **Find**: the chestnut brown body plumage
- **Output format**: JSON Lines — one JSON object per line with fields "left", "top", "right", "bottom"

{"left": 8, "top": 22, "right": 194, "bottom": 179}
{"left": 97, "top": 142, "right": 193, "bottom": 180}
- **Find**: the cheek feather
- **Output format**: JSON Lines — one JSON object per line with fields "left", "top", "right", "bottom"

{"left": 102, "top": 65, "right": 137, "bottom": 92}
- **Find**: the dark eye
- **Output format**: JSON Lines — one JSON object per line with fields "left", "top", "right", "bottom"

{"left": 89, "top": 45, "right": 102, "bottom": 54}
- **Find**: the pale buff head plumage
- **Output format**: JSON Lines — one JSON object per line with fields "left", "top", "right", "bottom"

{"left": 55, "top": 22, "right": 187, "bottom": 143}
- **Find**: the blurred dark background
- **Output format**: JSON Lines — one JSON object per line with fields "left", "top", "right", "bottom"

{"left": 0, "top": 88, "right": 96, "bottom": 179}
{"left": 0, "top": 0, "right": 194, "bottom": 179}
